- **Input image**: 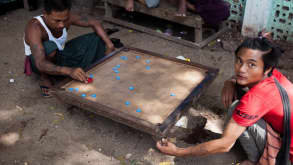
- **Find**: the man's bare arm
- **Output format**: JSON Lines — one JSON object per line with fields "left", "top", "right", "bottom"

{"left": 25, "top": 22, "right": 87, "bottom": 82}
{"left": 157, "top": 118, "right": 247, "bottom": 157}
{"left": 26, "top": 23, "right": 69, "bottom": 75}
{"left": 70, "top": 13, "right": 114, "bottom": 54}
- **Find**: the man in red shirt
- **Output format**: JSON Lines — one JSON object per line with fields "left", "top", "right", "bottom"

{"left": 157, "top": 37, "right": 293, "bottom": 164}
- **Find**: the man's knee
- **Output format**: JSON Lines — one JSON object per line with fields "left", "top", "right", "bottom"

{"left": 145, "top": 0, "right": 160, "bottom": 8}
{"left": 82, "top": 33, "right": 103, "bottom": 43}
{"left": 46, "top": 50, "right": 57, "bottom": 62}
{"left": 239, "top": 120, "right": 267, "bottom": 163}
{"left": 224, "top": 100, "right": 240, "bottom": 126}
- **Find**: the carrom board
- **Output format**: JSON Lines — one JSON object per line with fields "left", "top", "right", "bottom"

{"left": 54, "top": 47, "right": 218, "bottom": 137}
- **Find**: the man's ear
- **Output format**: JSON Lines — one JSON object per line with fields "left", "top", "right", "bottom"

{"left": 264, "top": 67, "right": 272, "bottom": 76}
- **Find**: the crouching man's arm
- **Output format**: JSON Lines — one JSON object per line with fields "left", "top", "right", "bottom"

{"left": 25, "top": 22, "right": 87, "bottom": 82}
{"left": 70, "top": 13, "right": 114, "bottom": 54}
{"left": 157, "top": 118, "right": 246, "bottom": 157}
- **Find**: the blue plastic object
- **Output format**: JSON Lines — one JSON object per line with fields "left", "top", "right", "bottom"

{"left": 125, "top": 101, "right": 130, "bottom": 106}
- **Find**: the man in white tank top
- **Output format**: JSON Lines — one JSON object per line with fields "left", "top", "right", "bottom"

{"left": 24, "top": 0, "right": 114, "bottom": 97}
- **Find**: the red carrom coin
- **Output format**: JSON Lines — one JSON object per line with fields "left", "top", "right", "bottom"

{"left": 87, "top": 77, "right": 93, "bottom": 83}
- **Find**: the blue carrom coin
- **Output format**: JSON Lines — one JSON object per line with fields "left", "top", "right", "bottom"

{"left": 75, "top": 88, "right": 79, "bottom": 92}
{"left": 146, "top": 60, "right": 151, "bottom": 64}
{"left": 170, "top": 93, "right": 176, "bottom": 96}
{"left": 129, "top": 86, "right": 134, "bottom": 91}
{"left": 81, "top": 94, "right": 86, "bottom": 97}
{"left": 125, "top": 101, "right": 130, "bottom": 106}
{"left": 114, "top": 70, "right": 119, "bottom": 73}
{"left": 68, "top": 88, "right": 74, "bottom": 92}
{"left": 136, "top": 108, "right": 142, "bottom": 112}
{"left": 146, "top": 66, "right": 151, "bottom": 70}
{"left": 116, "top": 76, "right": 121, "bottom": 80}
{"left": 120, "top": 56, "right": 128, "bottom": 60}
{"left": 136, "top": 56, "right": 141, "bottom": 59}
{"left": 91, "top": 94, "right": 96, "bottom": 98}
{"left": 89, "top": 74, "right": 94, "bottom": 78}
{"left": 116, "top": 64, "right": 121, "bottom": 68}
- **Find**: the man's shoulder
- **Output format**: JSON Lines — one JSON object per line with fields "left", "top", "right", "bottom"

{"left": 25, "top": 18, "right": 44, "bottom": 40}
{"left": 243, "top": 77, "right": 276, "bottom": 100}
{"left": 26, "top": 18, "right": 42, "bottom": 31}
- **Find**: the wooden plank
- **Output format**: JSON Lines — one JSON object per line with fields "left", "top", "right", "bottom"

{"left": 53, "top": 90, "right": 160, "bottom": 136}
{"left": 104, "top": 17, "right": 229, "bottom": 48}
{"left": 197, "top": 26, "right": 229, "bottom": 48}
{"left": 104, "top": 0, "right": 229, "bottom": 48}
{"left": 104, "top": 17, "right": 201, "bottom": 48}
{"left": 106, "top": 0, "right": 202, "bottom": 27}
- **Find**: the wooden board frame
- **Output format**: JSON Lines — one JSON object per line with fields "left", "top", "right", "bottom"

{"left": 103, "top": 0, "right": 229, "bottom": 48}
{"left": 53, "top": 47, "right": 219, "bottom": 137}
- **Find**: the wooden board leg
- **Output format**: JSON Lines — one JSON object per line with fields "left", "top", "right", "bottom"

{"left": 104, "top": 0, "right": 113, "bottom": 17}
{"left": 23, "top": 0, "right": 29, "bottom": 10}
{"left": 195, "top": 21, "right": 203, "bottom": 43}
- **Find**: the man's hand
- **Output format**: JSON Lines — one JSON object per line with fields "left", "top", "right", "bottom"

{"left": 156, "top": 141, "right": 180, "bottom": 156}
{"left": 69, "top": 68, "right": 87, "bottom": 83}
{"left": 105, "top": 43, "right": 115, "bottom": 55}
{"left": 221, "top": 78, "right": 237, "bottom": 108}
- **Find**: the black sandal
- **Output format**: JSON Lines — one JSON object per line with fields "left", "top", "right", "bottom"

{"left": 40, "top": 85, "right": 52, "bottom": 98}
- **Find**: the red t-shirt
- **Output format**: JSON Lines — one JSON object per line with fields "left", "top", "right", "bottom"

{"left": 233, "top": 69, "right": 293, "bottom": 162}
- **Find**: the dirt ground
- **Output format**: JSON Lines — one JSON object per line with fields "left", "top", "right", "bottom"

{"left": 1, "top": 7, "right": 293, "bottom": 165}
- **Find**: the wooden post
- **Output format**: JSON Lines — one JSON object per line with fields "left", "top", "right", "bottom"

{"left": 104, "top": 0, "right": 113, "bottom": 17}
{"left": 23, "top": 0, "right": 29, "bottom": 10}
{"left": 194, "top": 17, "right": 203, "bottom": 43}
{"left": 241, "top": 0, "right": 273, "bottom": 37}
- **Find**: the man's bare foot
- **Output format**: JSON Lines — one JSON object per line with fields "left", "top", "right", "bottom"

{"left": 186, "top": 1, "right": 196, "bottom": 12}
{"left": 176, "top": 0, "right": 186, "bottom": 17}
{"left": 240, "top": 160, "right": 256, "bottom": 165}
{"left": 125, "top": 0, "right": 134, "bottom": 12}
{"left": 39, "top": 74, "right": 53, "bottom": 98}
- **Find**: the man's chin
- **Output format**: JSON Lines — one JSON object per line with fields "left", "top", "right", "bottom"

{"left": 53, "top": 28, "right": 63, "bottom": 32}
{"left": 236, "top": 79, "right": 248, "bottom": 86}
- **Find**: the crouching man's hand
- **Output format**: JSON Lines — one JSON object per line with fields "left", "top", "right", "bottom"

{"left": 105, "top": 42, "right": 115, "bottom": 55}
{"left": 221, "top": 78, "right": 237, "bottom": 109}
{"left": 156, "top": 141, "right": 180, "bottom": 156}
{"left": 68, "top": 68, "right": 87, "bottom": 83}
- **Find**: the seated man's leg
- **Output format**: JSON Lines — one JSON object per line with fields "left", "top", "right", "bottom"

{"left": 125, "top": 0, "right": 159, "bottom": 11}
{"left": 29, "top": 41, "right": 58, "bottom": 97}
{"left": 58, "top": 33, "right": 106, "bottom": 70}
{"left": 238, "top": 119, "right": 266, "bottom": 164}
{"left": 169, "top": 0, "right": 194, "bottom": 17}
{"left": 176, "top": 0, "right": 187, "bottom": 17}
{"left": 226, "top": 101, "right": 267, "bottom": 164}
{"left": 144, "top": 0, "right": 160, "bottom": 8}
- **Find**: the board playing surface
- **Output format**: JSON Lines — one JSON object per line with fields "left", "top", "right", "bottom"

{"left": 61, "top": 49, "right": 206, "bottom": 125}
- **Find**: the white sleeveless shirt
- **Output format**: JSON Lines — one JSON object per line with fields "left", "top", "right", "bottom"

{"left": 24, "top": 15, "right": 67, "bottom": 56}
